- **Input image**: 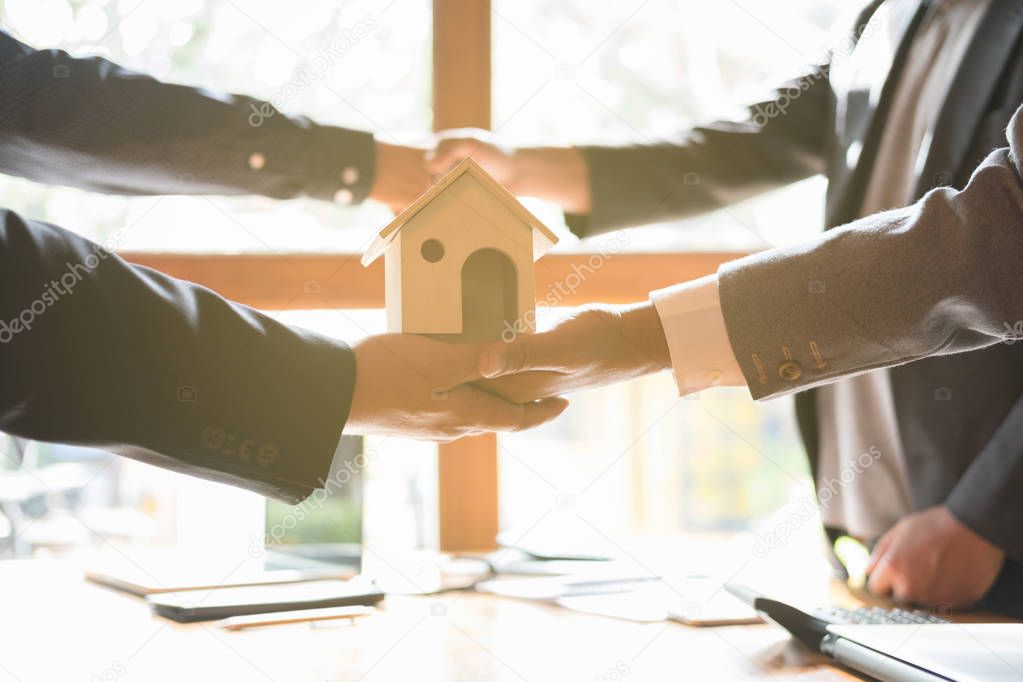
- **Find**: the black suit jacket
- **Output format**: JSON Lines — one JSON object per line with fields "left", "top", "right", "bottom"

{"left": 567, "top": 0, "right": 1023, "bottom": 582}
{"left": 0, "top": 31, "right": 376, "bottom": 200}
{"left": 0, "top": 213, "right": 354, "bottom": 504}
{"left": 0, "top": 30, "right": 376, "bottom": 503}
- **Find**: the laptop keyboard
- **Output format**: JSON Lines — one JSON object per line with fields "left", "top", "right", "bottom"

{"left": 814, "top": 606, "right": 949, "bottom": 625}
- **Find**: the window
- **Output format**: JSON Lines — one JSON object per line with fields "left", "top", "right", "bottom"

{"left": 0, "top": 0, "right": 431, "bottom": 557}
{"left": 0, "top": 0, "right": 431, "bottom": 253}
{"left": 492, "top": 0, "right": 846, "bottom": 252}
{"left": 491, "top": 0, "right": 849, "bottom": 540}
{"left": 1, "top": 0, "right": 850, "bottom": 560}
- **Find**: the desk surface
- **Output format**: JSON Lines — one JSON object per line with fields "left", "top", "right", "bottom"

{"left": 0, "top": 560, "right": 865, "bottom": 682}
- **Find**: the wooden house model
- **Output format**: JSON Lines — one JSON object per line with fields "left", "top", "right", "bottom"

{"left": 361, "top": 158, "right": 559, "bottom": 341}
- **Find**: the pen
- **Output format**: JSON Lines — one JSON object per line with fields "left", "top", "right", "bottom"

{"left": 219, "top": 605, "right": 375, "bottom": 631}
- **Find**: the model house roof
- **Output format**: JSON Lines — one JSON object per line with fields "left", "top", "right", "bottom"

{"left": 360, "top": 157, "right": 559, "bottom": 266}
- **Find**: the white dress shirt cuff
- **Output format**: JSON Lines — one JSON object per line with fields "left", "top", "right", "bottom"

{"left": 650, "top": 274, "right": 744, "bottom": 395}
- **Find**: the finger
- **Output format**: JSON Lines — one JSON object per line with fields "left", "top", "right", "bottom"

{"left": 866, "top": 532, "right": 894, "bottom": 575}
{"left": 451, "top": 384, "right": 568, "bottom": 432}
{"left": 438, "top": 340, "right": 504, "bottom": 385}
{"left": 476, "top": 370, "right": 572, "bottom": 403}
{"left": 518, "top": 396, "right": 570, "bottom": 430}
{"left": 891, "top": 579, "right": 915, "bottom": 604}
{"left": 478, "top": 333, "right": 573, "bottom": 379}
{"left": 867, "top": 555, "right": 895, "bottom": 597}
{"left": 478, "top": 339, "right": 529, "bottom": 378}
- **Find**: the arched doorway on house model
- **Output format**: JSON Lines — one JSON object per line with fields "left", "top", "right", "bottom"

{"left": 458, "top": 247, "right": 518, "bottom": 343}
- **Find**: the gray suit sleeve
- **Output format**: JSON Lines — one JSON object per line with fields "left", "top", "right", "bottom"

{"left": 717, "top": 104, "right": 1023, "bottom": 399}
{"left": 564, "top": 65, "right": 831, "bottom": 237}
{"left": 717, "top": 106, "right": 1023, "bottom": 560}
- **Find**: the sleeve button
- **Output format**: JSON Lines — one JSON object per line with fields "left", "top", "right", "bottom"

{"left": 248, "top": 152, "right": 266, "bottom": 170}
{"left": 778, "top": 360, "right": 802, "bottom": 381}
{"left": 341, "top": 166, "right": 360, "bottom": 185}
{"left": 257, "top": 443, "right": 279, "bottom": 468}
{"left": 334, "top": 188, "right": 354, "bottom": 205}
{"left": 200, "top": 425, "right": 227, "bottom": 450}
{"left": 238, "top": 439, "right": 256, "bottom": 463}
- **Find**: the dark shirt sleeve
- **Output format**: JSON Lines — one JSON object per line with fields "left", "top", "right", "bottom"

{"left": 565, "top": 2, "right": 893, "bottom": 238}
{"left": 564, "top": 65, "right": 831, "bottom": 237}
{"left": 0, "top": 30, "right": 375, "bottom": 203}
{"left": 945, "top": 393, "right": 1023, "bottom": 566}
{"left": 0, "top": 209, "right": 356, "bottom": 504}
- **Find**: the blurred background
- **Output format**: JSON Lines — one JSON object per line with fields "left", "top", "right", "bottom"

{"left": 0, "top": 0, "right": 847, "bottom": 565}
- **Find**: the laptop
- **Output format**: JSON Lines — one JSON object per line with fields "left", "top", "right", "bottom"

{"left": 823, "top": 623, "right": 1023, "bottom": 681}
{"left": 727, "top": 583, "right": 1023, "bottom": 681}
{"left": 88, "top": 436, "right": 366, "bottom": 596}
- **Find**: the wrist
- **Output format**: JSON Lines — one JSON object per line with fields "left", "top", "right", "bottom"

{"left": 345, "top": 343, "right": 373, "bottom": 434}
{"left": 514, "top": 147, "right": 591, "bottom": 213}
{"left": 619, "top": 302, "right": 672, "bottom": 373}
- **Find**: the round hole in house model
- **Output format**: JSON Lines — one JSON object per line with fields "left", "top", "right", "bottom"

{"left": 421, "top": 238, "right": 445, "bottom": 263}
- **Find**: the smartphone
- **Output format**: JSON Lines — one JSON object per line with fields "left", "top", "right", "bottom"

{"left": 146, "top": 579, "right": 385, "bottom": 623}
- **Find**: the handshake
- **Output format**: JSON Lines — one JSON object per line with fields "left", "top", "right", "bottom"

{"left": 369, "top": 131, "right": 592, "bottom": 215}
{"left": 345, "top": 303, "right": 675, "bottom": 440}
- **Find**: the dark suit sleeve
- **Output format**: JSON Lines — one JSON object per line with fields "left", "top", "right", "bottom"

{"left": 0, "top": 209, "right": 355, "bottom": 504}
{"left": 0, "top": 30, "right": 375, "bottom": 202}
{"left": 945, "top": 394, "right": 1023, "bottom": 565}
{"left": 565, "top": 66, "right": 831, "bottom": 237}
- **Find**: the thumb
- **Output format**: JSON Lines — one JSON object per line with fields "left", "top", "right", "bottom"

{"left": 867, "top": 556, "right": 895, "bottom": 597}
{"left": 518, "top": 396, "right": 571, "bottom": 430}
{"left": 449, "top": 385, "right": 569, "bottom": 433}
{"left": 478, "top": 328, "right": 578, "bottom": 378}
{"left": 478, "top": 336, "right": 539, "bottom": 378}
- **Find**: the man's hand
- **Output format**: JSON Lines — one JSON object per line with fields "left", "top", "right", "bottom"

{"left": 866, "top": 506, "right": 1004, "bottom": 609}
{"left": 428, "top": 129, "right": 520, "bottom": 187}
{"left": 368, "top": 142, "right": 434, "bottom": 213}
{"left": 475, "top": 303, "right": 671, "bottom": 404}
{"left": 346, "top": 333, "right": 569, "bottom": 440}
{"left": 428, "top": 130, "right": 591, "bottom": 213}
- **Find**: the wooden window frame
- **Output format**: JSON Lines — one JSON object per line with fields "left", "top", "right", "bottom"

{"left": 121, "top": 0, "right": 746, "bottom": 551}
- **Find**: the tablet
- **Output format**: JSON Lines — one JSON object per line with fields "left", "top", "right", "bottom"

{"left": 146, "top": 579, "right": 385, "bottom": 623}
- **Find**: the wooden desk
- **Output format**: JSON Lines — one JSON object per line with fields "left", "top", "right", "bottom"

{"left": 0, "top": 560, "right": 862, "bottom": 682}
